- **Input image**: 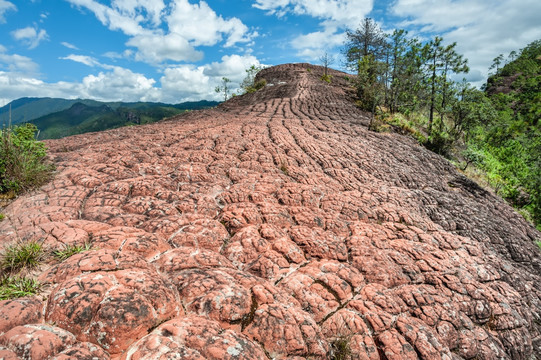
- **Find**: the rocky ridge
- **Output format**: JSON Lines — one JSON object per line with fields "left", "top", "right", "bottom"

{"left": 0, "top": 63, "right": 540, "bottom": 359}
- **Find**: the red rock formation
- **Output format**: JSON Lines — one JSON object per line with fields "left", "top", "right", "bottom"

{"left": 0, "top": 63, "right": 540, "bottom": 359}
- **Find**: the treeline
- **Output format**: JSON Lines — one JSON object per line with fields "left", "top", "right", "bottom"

{"left": 343, "top": 19, "right": 540, "bottom": 229}
{"left": 473, "top": 40, "right": 541, "bottom": 227}
{"left": 344, "top": 18, "right": 476, "bottom": 149}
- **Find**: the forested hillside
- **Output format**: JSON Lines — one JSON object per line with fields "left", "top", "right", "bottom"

{"left": 33, "top": 102, "right": 186, "bottom": 139}
{"left": 473, "top": 40, "right": 541, "bottom": 227}
{"left": 0, "top": 98, "right": 104, "bottom": 125}
{"left": 343, "top": 19, "right": 540, "bottom": 229}
{"left": 0, "top": 98, "right": 219, "bottom": 138}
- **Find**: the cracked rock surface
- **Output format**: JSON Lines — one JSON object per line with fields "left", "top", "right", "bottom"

{"left": 1, "top": 63, "right": 540, "bottom": 359}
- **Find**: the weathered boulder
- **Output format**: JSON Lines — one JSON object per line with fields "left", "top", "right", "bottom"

{"left": 0, "top": 324, "right": 109, "bottom": 360}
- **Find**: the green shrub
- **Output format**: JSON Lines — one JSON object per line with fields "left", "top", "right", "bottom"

{"left": 425, "top": 130, "right": 452, "bottom": 156}
{"left": 254, "top": 79, "right": 267, "bottom": 91}
{"left": 0, "top": 214, "right": 4, "bottom": 221}
{"left": 53, "top": 243, "right": 92, "bottom": 261}
{"left": 241, "top": 65, "right": 266, "bottom": 94}
{"left": 245, "top": 79, "right": 267, "bottom": 94}
{"left": 0, "top": 123, "right": 54, "bottom": 194}
{"left": 0, "top": 276, "right": 40, "bottom": 300}
{"left": 1, "top": 241, "right": 45, "bottom": 273}
{"left": 321, "top": 74, "right": 332, "bottom": 83}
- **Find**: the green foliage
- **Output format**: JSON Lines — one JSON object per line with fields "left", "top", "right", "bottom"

{"left": 242, "top": 79, "right": 267, "bottom": 94}
{"left": 0, "top": 276, "right": 41, "bottom": 300}
{"left": 215, "top": 77, "right": 232, "bottom": 101}
{"left": 0, "top": 124, "right": 54, "bottom": 194}
{"left": 0, "top": 240, "right": 44, "bottom": 300}
{"left": 241, "top": 65, "right": 265, "bottom": 94}
{"left": 53, "top": 243, "right": 92, "bottom": 261}
{"left": 385, "top": 113, "right": 427, "bottom": 143}
{"left": 449, "top": 81, "right": 498, "bottom": 140}
{"left": 32, "top": 102, "right": 213, "bottom": 140}
{"left": 321, "top": 74, "right": 332, "bottom": 83}
{"left": 1, "top": 98, "right": 220, "bottom": 130}
{"left": 344, "top": 21, "right": 540, "bottom": 227}
{"left": 343, "top": 18, "right": 386, "bottom": 73}
{"left": 329, "top": 335, "right": 353, "bottom": 360}
{"left": 355, "top": 54, "right": 386, "bottom": 112}
{"left": 0, "top": 214, "right": 4, "bottom": 221}
{"left": 0, "top": 97, "right": 104, "bottom": 125}
{"left": 472, "top": 39, "right": 541, "bottom": 225}
{"left": 1, "top": 241, "right": 45, "bottom": 274}
{"left": 425, "top": 129, "right": 453, "bottom": 156}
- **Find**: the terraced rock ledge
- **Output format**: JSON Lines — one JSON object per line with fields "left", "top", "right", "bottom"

{"left": 0, "top": 63, "right": 540, "bottom": 359}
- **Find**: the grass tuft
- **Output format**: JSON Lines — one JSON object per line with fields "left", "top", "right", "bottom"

{"left": 53, "top": 243, "right": 92, "bottom": 261}
{"left": 0, "top": 276, "right": 41, "bottom": 300}
{"left": 329, "top": 334, "right": 353, "bottom": 360}
{"left": 1, "top": 241, "right": 45, "bottom": 274}
{"left": 280, "top": 163, "right": 289, "bottom": 176}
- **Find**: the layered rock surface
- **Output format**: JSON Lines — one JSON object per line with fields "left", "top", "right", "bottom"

{"left": 1, "top": 63, "right": 540, "bottom": 359}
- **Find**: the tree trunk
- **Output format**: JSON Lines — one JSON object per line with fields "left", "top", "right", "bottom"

{"left": 429, "top": 56, "right": 436, "bottom": 135}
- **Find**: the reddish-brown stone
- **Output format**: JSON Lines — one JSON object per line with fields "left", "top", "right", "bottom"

{"left": 45, "top": 268, "right": 181, "bottom": 355}
{"left": 0, "top": 298, "right": 43, "bottom": 334}
{"left": 50, "top": 342, "right": 110, "bottom": 360}
{"left": 0, "top": 63, "right": 539, "bottom": 359}
{"left": 123, "top": 315, "right": 266, "bottom": 360}
{"left": 0, "top": 324, "right": 77, "bottom": 359}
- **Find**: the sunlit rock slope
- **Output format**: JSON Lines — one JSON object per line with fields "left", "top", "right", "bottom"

{"left": 1, "top": 63, "right": 540, "bottom": 359}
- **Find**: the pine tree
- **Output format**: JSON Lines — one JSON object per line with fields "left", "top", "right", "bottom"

{"left": 344, "top": 18, "right": 386, "bottom": 74}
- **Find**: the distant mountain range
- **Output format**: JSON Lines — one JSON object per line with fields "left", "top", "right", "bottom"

{"left": 0, "top": 97, "right": 219, "bottom": 139}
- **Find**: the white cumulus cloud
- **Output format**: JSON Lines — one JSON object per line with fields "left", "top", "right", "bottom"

{"left": 0, "top": 72, "right": 77, "bottom": 106}
{"left": 160, "top": 65, "right": 211, "bottom": 102}
{"left": 80, "top": 67, "right": 160, "bottom": 101}
{"left": 167, "top": 0, "right": 254, "bottom": 47}
{"left": 160, "top": 54, "right": 262, "bottom": 103}
{"left": 253, "top": 0, "right": 373, "bottom": 60}
{"left": 290, "top": 27, "right": 345, "bottom": 59}
{"left": 67, "top": 0, "right": 148, "bottom": 36}
{"left": 127, "top": 33, "right": 203, "bottom": 63}
{"left": 11, "top": 26, "right": 49, "bottom": 49}
{"left": 67, "top": 0, "right": 256, "bottom": 64}
{"left": 204, "top": 54, "right": 261, "bottom": 80}
{"left": 0, "top": 46, "right": 39, "bottom": 74}
{"left": 2, "top": 2, "right": 262, "bottom": 104}
{"left": 391, "top": 0, "right": 541, "bottom": 87}
{"left": 253, "top": 0, "right": 372, "bottom": 28}
{"left": 110, "top": 0, "right": 166, "bottom": 27}
{"left": 0, "top": 0, "right": 16, "bottom": 23}
{"left": 0, "top": 44, "right": 162, "bottom": 104}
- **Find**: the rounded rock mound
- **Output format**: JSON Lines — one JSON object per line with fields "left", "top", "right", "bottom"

{"left": 0, "top": 63, "right": 539, "bottom": 359}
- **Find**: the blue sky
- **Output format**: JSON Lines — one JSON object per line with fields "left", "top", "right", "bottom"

{"left": 1, "top": 0, "right": 540, "bottom": 104}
